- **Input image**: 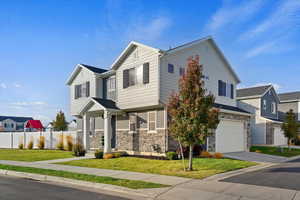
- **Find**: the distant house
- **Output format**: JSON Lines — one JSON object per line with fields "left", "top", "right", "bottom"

{"left": 0, "top": 116, "right": 33, "bottom": 132}
{"left": 68, "top": 120, "right": 77, "bottom": 131}
{"left": 25, "top": 120, "right": 44, "bottom": 132}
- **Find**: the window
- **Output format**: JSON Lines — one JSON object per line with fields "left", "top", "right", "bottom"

{"left": 271, "top": 102, "right": 276, "bottom": 114}
{"left": 179, "top": 67, "right": 185, "bottom": 76}
{"left": 107, "top": 76, "right": 116, "bottom": 100}
{"left": 74, "top": 82, "right": 90, "bottom": 99}
{"left": 218, "top": 80, "right": 234, "bottom": 99}
{"left": 4, "top": 123, "right": 7, "bottom": 128}
{"left": 168, "top": 64, "right": 174, "bottom": 73}
{"left": 137, "top": 112, "right": 147, "bottom": 129}
{"left": 148, "top": 112, "right": 156, "bottom": 131}
{"left": 123, "top": 63, "right": 150, "bottom": 88}
{"left": 263, "top": 99, "right": 267, "bottom": 110}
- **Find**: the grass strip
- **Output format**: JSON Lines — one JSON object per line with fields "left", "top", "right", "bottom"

{"left": 0, "top": 164, "right": 168, "bottom": 189}
{"left": 250, "top": 146, "right": 300, "bottom": 157}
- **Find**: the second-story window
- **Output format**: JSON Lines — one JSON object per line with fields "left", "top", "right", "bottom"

{"left": 271, "top": 102, "right": 276, "bottom": 114}
{"left": 179, "top": 67, "right": 185, "bottom": 76}
{"left": 75, "top": 82, "right": 90, "bottom": 99}
{"left": 218, "top": 80, "right": 234, "bottom": 99}
{"left": 123, "top": 63, "right": 150, "bottom": 88}
{"left": 107, "top": 77, "right": 116, "bottom": 100}
{"left": 263, "top": 99, "right": 267, "bottom": 110}
{"left": 168, "top": 64, "right": 174, "bottom": 73}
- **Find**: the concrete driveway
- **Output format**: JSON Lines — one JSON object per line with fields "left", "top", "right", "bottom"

{"left": 221, "top": 157, "right": 300, "bottom": 191}
{"left": 224, "top": 151, "right": 289, "bottom": 163}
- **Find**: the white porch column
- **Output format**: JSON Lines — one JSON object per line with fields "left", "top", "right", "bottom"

{"left": 104, "top": 110, "right": 112, "bottom": 153}
{"left": 83, "top": 113, "right": 90, "bottom": 150}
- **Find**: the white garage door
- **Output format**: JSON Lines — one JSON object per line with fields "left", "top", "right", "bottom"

{"left": 216, "top": 120, "right": 245, "bottom": 153}
{"left": 274, "top": 127, "right": 287, "bottom": 145}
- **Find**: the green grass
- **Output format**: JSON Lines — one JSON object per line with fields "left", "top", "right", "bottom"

{"left": 0, "top": 149, "right": 74, "bottom": 162}
{"left": 58, "top": 157, "right": 256, "bottom": 179}
{"left": 250, "top": 146, "right": 300, "bottom": 157}
{"left": 0, "top": 164, "right": 167, "bottom": 189}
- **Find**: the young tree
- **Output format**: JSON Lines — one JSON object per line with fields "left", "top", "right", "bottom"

{"left": 53, "top": 111, "right": 68, "bottom": 131}
{"left": 281, "top": 109, "right": 300, "bottom": 150}
{"left": 167, "top": 56, "right": 220, "bottom": 171}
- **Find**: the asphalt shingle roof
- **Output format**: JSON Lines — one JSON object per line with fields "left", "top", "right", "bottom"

{"left": 278, "top": 92, "right": 300, "bottom": 102}
{"left": 0, "top": 116, "right": 33, "bottom": 123}
{"left": 80, "top": 64, "right": 108, "bottom": 74}
{"left": 236, "top": 85, "right": 272, "bottom": 98}
{"left": 213, "top": 103, "right": 250, "bottom": 114}
{"left": 92, "top": 98, "right": 119, "bottom": 110}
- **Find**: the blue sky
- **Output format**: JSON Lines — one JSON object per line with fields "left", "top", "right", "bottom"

{"left": 0, "top": 0, "right": 299, "bottom": 124}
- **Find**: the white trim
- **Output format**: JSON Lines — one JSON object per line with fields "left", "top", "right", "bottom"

{"left": 148, "top": 111, "right": 157, "bottom": 132}
{"left": 219, "top": 109, "right": 252, "bottom": 116}
{"left": 95, "top": 129, "right": 104, "bottom": 131}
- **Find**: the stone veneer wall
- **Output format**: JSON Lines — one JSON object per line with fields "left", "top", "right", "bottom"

{"left": 89, "top": 130, "right": 104, "bottom": 149}
{"left": 116, "top": 129, "right": 167, "bottom": 154}
{"left": 207, "top": 112, "right": 251, "bottom": 152}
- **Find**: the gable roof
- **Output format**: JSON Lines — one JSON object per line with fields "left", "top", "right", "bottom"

{"left": 0, "top": 116, "right": 33, "bottom": 123}
{"left": 111, "top": 41, "right": 161, "bottom": 70}
{"left": 236, "top": 85, "right": 273, "bottom": 99}
{"left": 25, "top": 120, "right": 44, "bottom": 129}
{"left": 278, "top": 92, "right": 300, "bottom": 102}
{"left": 92, "top": 98, "right": 119, "bottom": 110}
{"left": 164, "top": 36, "right": 241, "bottom": 83}
{"left": 66, "top": 64, "right": 108, "bottom": 85}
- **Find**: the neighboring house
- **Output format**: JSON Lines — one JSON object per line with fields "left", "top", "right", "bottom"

{"left": 25, "top": 120, "right": 44, "bottom": 132}
{"left": 68, "top": 120, "right": 77, "bottom": 131}
{"left": 66, "top": 36, "right": 251, "bottom": 155}
{"left": 278, "top": 92, "right": 300, "bottom": 121}
{"left": 0, "top": 116, "right": 33, "bottom": 132}
{"left": 237, "top": 85, "right": 287, "bottom": 146}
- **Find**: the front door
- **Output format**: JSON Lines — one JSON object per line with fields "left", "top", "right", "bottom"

{"left": 111, "top": 116, "right": 116, "bottom": 149}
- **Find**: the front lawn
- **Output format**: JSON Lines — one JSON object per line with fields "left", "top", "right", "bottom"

{"left": 58, "top": 157, "right": 256, "bottom": 179}
{"left": 250, "top": 146, "right": 300, "bottom": 157}
{"left": 0, "top": 164, "right": 167, "bottom": 189}
{"left": 0, "top": 149, "right": 74, "bottom": 162}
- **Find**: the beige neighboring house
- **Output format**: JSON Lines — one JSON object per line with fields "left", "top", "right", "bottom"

{"left": 278, "top": 92, "right": 300, "bottom": 121}
{"left": 0, "top": 116, "right": 33, "bottom": 132}
{"left": 66, "top": 36, "right": 251, "bottom": 155}
{"left": 237, "top": 85, "right": 287, "bottom": 146}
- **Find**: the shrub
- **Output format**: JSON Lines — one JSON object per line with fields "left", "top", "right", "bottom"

{"left": 18, "top": 143, "right": 24, "bottom": 149}
{"left": 27, "top": 137, "right": 34, "bottom": 150}
{"left": 73, "top": 142, "right": 86, "bottom": 157}
{"left": 255, "top": 150, "right": 261, "bottom": 153}
{"left": 166, "top": 152, "right": 178, "bottom": 160}
{"left": 213, "top": 152, "right": 223, "bottom": 159}
{"left": 94, "top": 150, "right": 104, "bottom": 159}
{"left": 200, "top": 151, "right": 212, "bottom": 158}
{"left": 37, "top": 136, "right": 45, "bottom": 150}
{"left": 113, "top": 152, "right": 121, "bottom": 158}
{"left": 56, "top": 134, "right": 64, "bottom": 150}
{"left": 103, "top": 153, "right": 114, "bottom": 159}
{"left": 65, "top": 135, "right": 73, "bottom": 151}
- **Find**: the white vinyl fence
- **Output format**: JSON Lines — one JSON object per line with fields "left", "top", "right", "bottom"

{"left": 0, "top": 131, "right": 77, "bottom": 149}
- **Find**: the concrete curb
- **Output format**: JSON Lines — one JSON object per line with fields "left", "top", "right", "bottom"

{"left": 285, "top": 155, "right": 300, "bottom": 162}
{"left": 0, "top": 169, "right": 162, "bottom": 198}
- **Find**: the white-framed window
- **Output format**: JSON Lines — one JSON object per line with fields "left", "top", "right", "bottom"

{"left": 75, "top": 82, "right": 90, "bottom": 99}
{"left": 168, "top": 64, "right": 174, "bottom": 73}
{"left": 123, "top": 63, "right": 149, "bottom": 88}
{"left": 129, "top": 113, "right": 136, "bottom": 132}
{"left": 218, "top": 80, "right": 234, "bottom": 99}
{"left": 148, "top": 111, "right": 156, "bottom": 131}
{"left": 271, "top": 102, "right": 276, "bottom": 114}
{"left": 263, "top": 99, "right": 267, "bottom": 110}
{"left": 107, "top": 76, "right": 116, "bottom": 100}
{"left": 128, "top": 68, "right": 136, "bottom": 86}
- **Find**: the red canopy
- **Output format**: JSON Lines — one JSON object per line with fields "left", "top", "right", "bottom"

{"left": 25, "top": 120, "right": 43, "bottom": 130}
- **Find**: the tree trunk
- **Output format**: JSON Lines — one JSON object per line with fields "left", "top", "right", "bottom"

{"left": 288, "top": 138, "right": 291, "bottom": 151}
{"left": 178, "top": 139, "right": 186, "bottom": 171}
{"left": 188, "top": 144, "right": 193, "bottom": 171}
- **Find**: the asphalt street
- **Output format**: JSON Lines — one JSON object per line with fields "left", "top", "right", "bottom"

{"left": 222, "top": 158, "right": 300, "bottom": 190}
{"left": 0, "top": 175, "right": 132, "bottom": 200}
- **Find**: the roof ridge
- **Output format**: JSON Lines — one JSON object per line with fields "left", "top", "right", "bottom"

{"left": 237, "top": 84, "right": 272, "bottom": 90}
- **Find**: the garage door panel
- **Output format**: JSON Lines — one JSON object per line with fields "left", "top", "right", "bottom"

{"left": 216, "top": 120, "right": 245, "bottom": 153}
{"left": 274, "top": 127, "right": 287, "bottom": 145}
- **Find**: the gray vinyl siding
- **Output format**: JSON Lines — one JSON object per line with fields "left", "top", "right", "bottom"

{"left": 95, "top": 117, "right": 104, "bottom": 129}
{"left": 70, "top": 67, "right": 97, "bottom": 116}
{"left": 260, "top": 88, "right": 278, "bottom": 119}
{"left": 117, "top": 115, "right": 129, "bottom": 129}
{"left": 116, "top": 45, "right": 160, "bottom": 110}
{"left": 159, "top": 40, "right": 238, "bottom": 107}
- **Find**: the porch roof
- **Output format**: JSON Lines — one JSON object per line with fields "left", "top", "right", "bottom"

{"left": 92, "top": 98, "right": 119, "bottom": 110}
{"left": 79, "top": 98, "right": 120, "bottom": 115}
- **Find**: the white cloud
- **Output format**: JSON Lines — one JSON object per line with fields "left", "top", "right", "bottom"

{"left": 14, "top": 83, "right": 22, "bottom": 88}
{"left": 0, "top": 83, "right": 7, "bottom": 89}
{"left": 205, "top": 0, "right": 264, "bottom": 32}
{"left": 126, "top": 16, "right": 171, "bottom": 42}
{"left": 239, "top": 0, "right": 300, "bottom": 40}
{"left": 10, "top": 101, "right": 47, "bottom": 107}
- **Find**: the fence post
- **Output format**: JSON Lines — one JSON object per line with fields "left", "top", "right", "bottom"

{"left": 23, "top": 131, "right": 26, "bottom": 148}
{"left": 10, "top": 132, "right": 13, "bottom": 149}
{"left": 50, "top": 129, "right": 53, "bottom": 149}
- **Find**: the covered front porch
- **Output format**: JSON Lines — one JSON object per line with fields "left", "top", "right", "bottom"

{"left": 79, "top": 98, "right": 120, "bottom": 153}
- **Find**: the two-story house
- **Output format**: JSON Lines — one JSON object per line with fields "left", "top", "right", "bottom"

{"left": 237, "top": 85, "right": 287, "bottom": 145}
{"left": 66, "top": 37, "right": 251, "bottom": 155}
{"left": 0, "top": 116, "right": 33, "bottom": 132}
{"left": 278, "top": 92, "right": 300, "bottom": 121}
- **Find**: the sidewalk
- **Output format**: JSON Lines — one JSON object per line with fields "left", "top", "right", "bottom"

{"left": 1, "top": 158, "right": 300, "bottom": 200}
